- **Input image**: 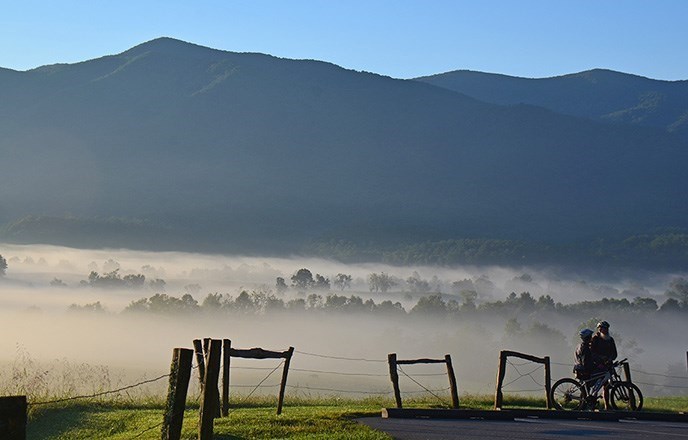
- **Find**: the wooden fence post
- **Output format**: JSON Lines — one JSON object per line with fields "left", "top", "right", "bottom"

{"left": 161, "top": 348, "right": 193, "bottom": 440}
{"left": 193, "top": 339, "right": 206, "bottom": 389}
{"left": 222, "top": 339, "right": 231, "bottom": 417}
{"left": 199, "top": 339, "right": 222, "bottom": 440}
{"left": 198, "top": 338, "right": 221, "bottom": 417}
{"left": 544, "top": 356, "right": 552, "bottom": 409}
{"left": 276, "top": 347, "right": 294, "bottom": 415}
{"left": 494, "top": 351, "right": 507, "bottom": 410}
{"left": 623, "top": 362, "right": 632, "bottom": 383}
{"left": 388, "top": 353, "right": 403, "bottom": 409}
{"left": 0, "top": 396, "right": 26, "bottom": 440}
{"left": 445, "top": 354, "right": 460, "bottom": 409}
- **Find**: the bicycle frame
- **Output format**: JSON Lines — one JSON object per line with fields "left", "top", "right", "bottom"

{"left": 551, "top": 357, "right": 642, "bottom": 411}
{"left": 581, "top": 358, "right": 627, "bottom": 405}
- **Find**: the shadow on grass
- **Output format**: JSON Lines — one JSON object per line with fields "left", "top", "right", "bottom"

{"left": 28, "top": 406, "right": 91, "bottom": 440}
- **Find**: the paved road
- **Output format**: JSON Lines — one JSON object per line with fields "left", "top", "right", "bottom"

{"left": 358, "top": 417, "right": 688, "bottom": 439}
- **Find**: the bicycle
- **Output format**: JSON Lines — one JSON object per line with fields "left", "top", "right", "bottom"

{"left": 550, "top": 358, "right": 643, "bottom": 411}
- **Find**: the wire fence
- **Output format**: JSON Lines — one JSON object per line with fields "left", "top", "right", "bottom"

{"left": 11, "top": 347, "right": 688, "bottom": 438}
{"left": 22, "top": 349, "right": 688, "bottom": 408}
{"left": 500, "top": 357, "right": 688, "bottom": 395}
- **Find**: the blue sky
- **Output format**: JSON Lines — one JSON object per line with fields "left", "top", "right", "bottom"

{"left": 2, "top": 0, "right": 687, "bottom": 80}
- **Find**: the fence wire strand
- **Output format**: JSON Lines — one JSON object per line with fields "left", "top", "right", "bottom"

{"left": 397, "top": 365, "right": 448, "bottom": 406}
{"left": 502, "top": 360, "right": 544, "bottom": 390}
{"left": 294, "top": 350, "right": 386, "bottom": 363}
{"left": 27, "top": 373, "right": 171, "bottom": 407}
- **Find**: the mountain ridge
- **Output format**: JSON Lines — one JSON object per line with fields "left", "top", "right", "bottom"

{"left": 1, "top": 38, "right": 687, "bottom": 258}
{"left": 415, "top": 68, "right": 688, "bottom": 138}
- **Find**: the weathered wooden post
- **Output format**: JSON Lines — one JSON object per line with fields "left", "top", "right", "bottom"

{"left": 222, "top": 339, "right": 231, "bottom": 417}
{"left": 198, "top": 338, "right": 221, "bottom": 417}
{"left": 494, "top": 351, "right": 507, "bottom": 410}
{"left": 199, "top": 339, "right": 222, "bottom": 440}
{"left": 193, "top": 339, "right": 206, "bottom": 389}
{"left": 276, "top": 347, "right": 294, "bottom": 415}
{"left": 623, "top": 362, "right": 632, "bottom": 383}
{"left": 388, "top": 353, "right": 403, "bottom": 409}
{"left": 544, "top": 356, "right": 552, "bottom": 409}
{"left": 0, "top": 396, "right": 26, "bottom": 440}
{"left": 161, "top": 348, "right": 193, "bottom": 440}
{"left": 445, "top": 354, "right": 460, "bottom": 409}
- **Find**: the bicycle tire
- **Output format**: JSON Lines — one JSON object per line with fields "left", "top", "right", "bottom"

{"left": 610, "top": 381, "right": 643, "bottom": 411}
{"left": 550, "top": 378, "right": 586, "bottom": 410}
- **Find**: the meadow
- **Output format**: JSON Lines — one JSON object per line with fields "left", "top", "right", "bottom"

{"left": 25, "top": 394, "right": 688, "bottom": 439}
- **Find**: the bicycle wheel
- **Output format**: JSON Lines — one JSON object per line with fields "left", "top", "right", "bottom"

{"left": 550, "top": 378, "right": 586, "bottom": 410}
{"left": 610, "top": 382, "right": 643, "bottom": 411}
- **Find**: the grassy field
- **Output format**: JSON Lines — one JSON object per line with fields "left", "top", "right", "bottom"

{"left": 26, "top": 394, "right": 688, "bottom": 439}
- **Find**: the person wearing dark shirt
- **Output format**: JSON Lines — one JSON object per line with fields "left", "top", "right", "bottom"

{"left": 574, "top": 328, "right": 594, "bottom": 381}
{"left": 590, "top": 320, "right": 618, "bottom": 409}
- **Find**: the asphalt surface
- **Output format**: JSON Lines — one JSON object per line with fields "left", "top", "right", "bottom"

{"left": 358, "top": 417, "right": 688, "bottom": 439}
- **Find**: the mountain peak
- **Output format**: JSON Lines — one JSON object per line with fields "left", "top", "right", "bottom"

{"left": 121, "top": 37, "right": 219, "bottom": 57}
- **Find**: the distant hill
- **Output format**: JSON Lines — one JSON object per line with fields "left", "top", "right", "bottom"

{"left": 1, "top": 38, "right": 687, "bottom": 259}
{"left": 415, "top": 69, "right": 688, "bottom": 138}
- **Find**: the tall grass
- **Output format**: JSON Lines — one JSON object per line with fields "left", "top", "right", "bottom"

{"left": 0, "top": 346, "right": 171, "bottom": 412}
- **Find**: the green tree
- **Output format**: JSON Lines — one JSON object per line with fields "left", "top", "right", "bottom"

{"left": 233, "top": 291, "right": 256, "bottom": 313}
{"left": 406, "top": 271, "right": 431, "bottom": 293}
{"left": 50, "top": 278, "right": 68, "bottom": 287}
{"left": 666, "top": 277, "right": 688, "bottom": 307}
{"left": 631, "top": 297, "right": 658, "bottom": 312}
{"left": 410, "top": 294, "right": 447, "bottom": 315}
{"left": 368, "top": 272, "right": 396, "bottom": 293}
{"left": 314, "top": 274, "right": 331, "bottom": 290}
{"left": 276, "top": 277, "right": 288, "bottom": 293}
{"left": 659, "top": 298, "right": 682, "bottom": 313}
{"left": 123, "top": 273, "right": 146, "bottom": 289}
{"left": 536, "top": 294, "right": 555, "bottom": 311}
{"left": 202, "top": 293, "right": 224, "bottom": 311}
{"left": 306, "top": 293, "right": 323, "bottom": 309}
{"left": 333, "top": 273, "right": 352, "bottom": 291}
{"left": 504, "top": 318, "right": 523, "bottom": 337}
{"left": 149, "top": 278, "right": 166, "bottom": 291}
{"left": 0, "top": 254, "right": 7, "bottom": 277}
{"left": 291, "top": 269, "right": 314, "bottom": 290}
{"left": 459, "top": 290, "right": 478, "bottom": 308}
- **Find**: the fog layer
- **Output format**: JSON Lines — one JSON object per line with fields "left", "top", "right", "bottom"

{"left": 1, "top": 243, "right": 686, "bottom": 399}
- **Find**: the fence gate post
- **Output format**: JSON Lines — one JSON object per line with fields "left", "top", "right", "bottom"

{"left": 222, "top": 339, "right": 231, "bottom": 417}
{"left": 388, "top": 353, "right": 403, "bottom": 409}
{"left": 0, "top": 396, "right": 26, "bottom": 440}
{"left": 494, "top": 351, "right": 507, "bottom": 410}
{"left": 544, "top": 356, "right": 552, "bottom": 409}
{"left": 193, "top": 339, "right": 206, "bottom": 390}
{"left": 445, "top": 354, "right": 460, "bottom": 409}
{"left": 623, "top": 362, "right": 632, "bottom": 383}
{"left": 162, "top": 348, "right": 193, "bottom": 440}
{"left": 276, "top": 347, "right": 294, "bottom": 415}
{"left": 199, "top": 339, "right": 222, "bottom": 440}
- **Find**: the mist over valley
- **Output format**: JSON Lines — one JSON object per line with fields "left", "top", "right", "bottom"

{"left": 1, "top": 244, "right": 686, "bottom": 399}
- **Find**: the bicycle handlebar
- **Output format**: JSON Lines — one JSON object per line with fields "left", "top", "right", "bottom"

{"left": 613, "top": 358, "right": 628, "bottom": 367}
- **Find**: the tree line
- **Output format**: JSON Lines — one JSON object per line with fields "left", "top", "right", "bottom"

{"left": 65, "top": 277, "right": 688, "bottom": 320}
{"left": 306, "top": 232, "right": 688, "bottom": 269}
